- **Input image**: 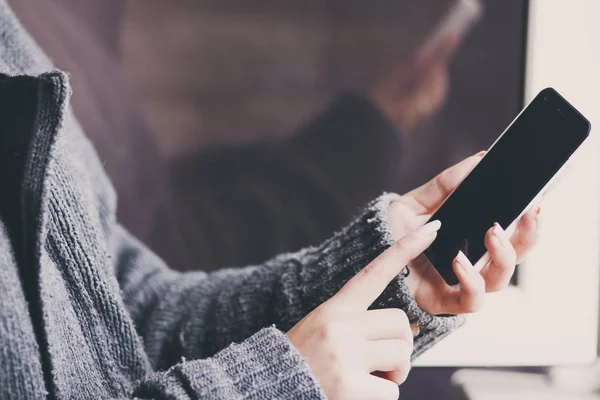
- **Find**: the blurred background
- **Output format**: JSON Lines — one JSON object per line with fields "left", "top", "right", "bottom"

{"left": 10, "top": 0, "right": 600, "bottom": 398}
{"left": 121, "top": 0, "right": 525, "bottom": 183}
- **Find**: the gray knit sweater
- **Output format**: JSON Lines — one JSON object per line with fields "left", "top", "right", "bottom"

{"left": 0, "top": 2, "right": 463, "bottom": 399}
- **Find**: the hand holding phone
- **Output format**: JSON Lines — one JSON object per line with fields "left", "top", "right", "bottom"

{"left": 423, "top": 88, "right": 591, "bottom": 286}
{"left": 387, "top": 154, "right": 541, "bottom": 315}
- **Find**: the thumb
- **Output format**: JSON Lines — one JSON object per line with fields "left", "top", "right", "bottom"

{"left": 404, "top": 151, "right": 484, "bottom": 214}
{"left": 333, "top": 220, "right": 441, "bottom": 310}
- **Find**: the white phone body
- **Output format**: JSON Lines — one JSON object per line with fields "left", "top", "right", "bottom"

{"left": 416, "top": 94, "right": 590, "bottom": 277}
{"left": 419, "top": 0, "right": 484, "bottom": 59}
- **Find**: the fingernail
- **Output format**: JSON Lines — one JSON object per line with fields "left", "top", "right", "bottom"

{"left": 476, "top": 150, "right": 486, "bottom": 157}
{"left": 535, "top": 206, "right": 541, "bottom": 216}
{"left": 492, "top": 222, "right": 503, "bottom": 238}
{"left": 410, "top": 323, "right": 420, "bottom": 337}
{"left": 456, "top": 250, "right": 471, "bottom": 272}
{"left": 412, "top": 220, "right": 441, "bottom": 239}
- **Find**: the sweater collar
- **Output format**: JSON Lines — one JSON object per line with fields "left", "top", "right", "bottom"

{"left": 0, "top": 71, "right": 68, "bottom": 268}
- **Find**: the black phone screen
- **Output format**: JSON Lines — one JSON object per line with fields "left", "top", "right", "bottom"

{"left": 425, "top": 88, "right": 590, "bottom": 285}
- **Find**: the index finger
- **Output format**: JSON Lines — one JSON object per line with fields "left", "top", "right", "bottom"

{"left": 333, "top": 220, "right": 441, "bottom": 310}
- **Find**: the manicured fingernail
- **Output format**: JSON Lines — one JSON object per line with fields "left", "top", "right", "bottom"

{"left": 410, "top": 323, "right": 420, "bottom": 337}
{"left": 413, "top": 220, "right": 441, "bottom": 239}
{"left": 456, "top": 250, "right": 471, "bottom": 271}
{"left": 535, "top": 206, "right": 541, "bottom": 216}
{"left": 492, "top": 222, "right": 503, "bottom": 237}
{"left": 476, "top": 150, "right": 486, "bottom": 157}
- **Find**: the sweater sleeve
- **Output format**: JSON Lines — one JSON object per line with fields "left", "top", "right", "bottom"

{"left": 130, "top": 327, "right": 325, "bottom": 399}
{"left": 114, "top": 193, "right": 464, "bottom": 372}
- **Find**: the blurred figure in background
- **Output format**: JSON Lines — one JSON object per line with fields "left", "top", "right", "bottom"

{"left": 10, "top": 0, "right": 457, "bottom": 272}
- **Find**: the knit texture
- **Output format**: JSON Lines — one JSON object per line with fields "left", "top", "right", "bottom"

{"left": 0, "top": 2, "right": 464, "bottom": 399}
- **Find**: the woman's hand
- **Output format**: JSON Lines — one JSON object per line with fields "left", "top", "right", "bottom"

{"left": 388, "top": 152, "right": 541, "bottom": 315}
{"left": 288, "top": 221, "right": 441, "bottom": 400}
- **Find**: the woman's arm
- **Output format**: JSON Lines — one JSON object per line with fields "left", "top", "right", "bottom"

{"left": 130, "top": 327, "right": 325, "bottom": 399}
{"left": 132, "top": 220, "right": 442, "bottom": 400}
{"left": 114, "top": 194, "right": 463, "bottom": 371}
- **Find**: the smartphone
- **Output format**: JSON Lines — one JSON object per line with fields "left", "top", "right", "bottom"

{"left": 418, "top": 0, "right": 483, "bottom": 60}
{"left": 422, "top": 88, "right": 591, "bottom": 285}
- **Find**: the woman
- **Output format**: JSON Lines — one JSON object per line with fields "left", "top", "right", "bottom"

{"left": 0, "top": 2, "right": 539, "bottom": 399}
